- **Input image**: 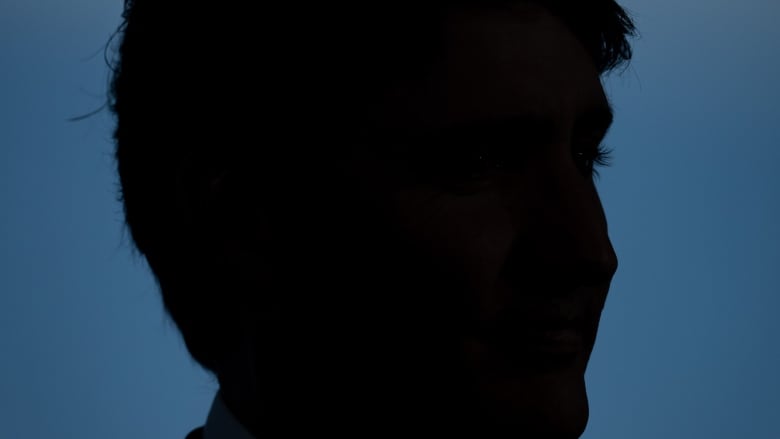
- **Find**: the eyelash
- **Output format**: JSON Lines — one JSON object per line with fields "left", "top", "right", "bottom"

{"left": 430, "top": 141, "right": 613, "bottom": 193}
{"left": 574, "top": 143, "right": 613, "bottom": 181}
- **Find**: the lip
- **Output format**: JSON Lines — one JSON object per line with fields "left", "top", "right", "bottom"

{"left": 497, "top": 329, "right": 584, "bottom": 372}
{"left": 527, "top": 328, "right": 584, "bottom": 355}
{"left": 469, "top": 315, "right": 588, "bottom": 372}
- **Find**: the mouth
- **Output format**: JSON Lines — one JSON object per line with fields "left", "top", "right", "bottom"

{"left": 528, "top": 328, "right": 584, "bottom": 354}
{"left": 469, "top": 309, "right": 591, "bottom": 373}
{"left": 516, "top": 327, "right": 585, "bottom": 371}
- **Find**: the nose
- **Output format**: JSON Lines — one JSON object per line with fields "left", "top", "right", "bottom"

{"left": 499, "top": 156, "right": 618, "bottom": 295}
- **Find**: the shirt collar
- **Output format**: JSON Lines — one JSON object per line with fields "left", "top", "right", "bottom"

{"left": 203, "top": 390, "right": 256, "bottom": 439}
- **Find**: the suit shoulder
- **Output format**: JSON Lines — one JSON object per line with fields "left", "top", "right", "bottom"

{"left": 185, "top": 426, "right": 204, "bottom": 439}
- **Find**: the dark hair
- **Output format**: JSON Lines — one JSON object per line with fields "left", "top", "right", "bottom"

{"left": 109, "top": 0, "right": 636, "bottom": 375}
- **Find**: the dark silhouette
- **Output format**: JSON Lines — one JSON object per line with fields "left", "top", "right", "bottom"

{"left": 109, "top": 1, "right": 635, "bottom": 437}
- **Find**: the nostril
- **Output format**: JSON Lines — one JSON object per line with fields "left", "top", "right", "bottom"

{"left": 575, "top": 246, "right": 618, "bottom": 287}
{"left": 500, "top": 233, "right": 618, "bottom": 292}
{"left": 600, "top": 242, "right": 619, "bottom": 280}
{"left": 581, "top": 262, "right": 615, "bottom": 287}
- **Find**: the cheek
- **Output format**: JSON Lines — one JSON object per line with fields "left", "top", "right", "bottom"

{"left": 392, "top": 187, "right": 518, "bottom": 317}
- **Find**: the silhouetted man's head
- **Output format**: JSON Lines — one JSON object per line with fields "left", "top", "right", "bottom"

{"left": 111, "top": 1, "right": 635, "bottom": 437}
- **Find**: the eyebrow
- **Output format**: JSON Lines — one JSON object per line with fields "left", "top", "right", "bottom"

{"left": 434, "top": 102, "right": 615, "bottom": 145}
{"left": 437, "top": 113, "right": 556, "bottom": 144}
{"left": 575, "top": 103, "right": 614, "bottom": 140}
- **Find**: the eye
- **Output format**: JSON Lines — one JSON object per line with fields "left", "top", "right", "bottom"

{"left": 430, "top": 136, "right": 518, "bottom": 194}
{"left": 439, "top": 144, "right": 496, "bottom": 182}
{"left": 573, "top": 143, "right": 613, "bottom": 180}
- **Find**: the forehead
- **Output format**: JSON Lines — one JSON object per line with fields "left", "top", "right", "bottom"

{"left": 389, "top": 3, "right": 609, "bottom": 134}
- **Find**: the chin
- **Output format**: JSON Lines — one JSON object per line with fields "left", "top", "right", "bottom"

{"left": 463, "top": 364, "right": 591, "bottom": 438}
{"left": 455, "top": 336, "right": 592, "bottom": 438}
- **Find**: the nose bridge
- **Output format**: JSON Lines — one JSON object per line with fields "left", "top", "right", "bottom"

{"left": 503, "top": 154, "right": 618, "bottom": 290}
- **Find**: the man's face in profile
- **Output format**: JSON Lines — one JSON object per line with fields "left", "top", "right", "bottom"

{"left": 238, "top": 3, "right": 618, "bottom": 437}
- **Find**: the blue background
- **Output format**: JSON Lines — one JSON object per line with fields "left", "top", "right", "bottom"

{"left": 2, "top": 0, "right": 778, "bottom": 437}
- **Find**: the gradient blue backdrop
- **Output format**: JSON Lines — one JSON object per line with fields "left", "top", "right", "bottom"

{"left": 2, "top": 0, "right": 778, "bottom": 437}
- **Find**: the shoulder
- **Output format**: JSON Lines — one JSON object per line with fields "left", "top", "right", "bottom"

{"left": 185, "top": 426, "right": 205, "bottom": 439}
